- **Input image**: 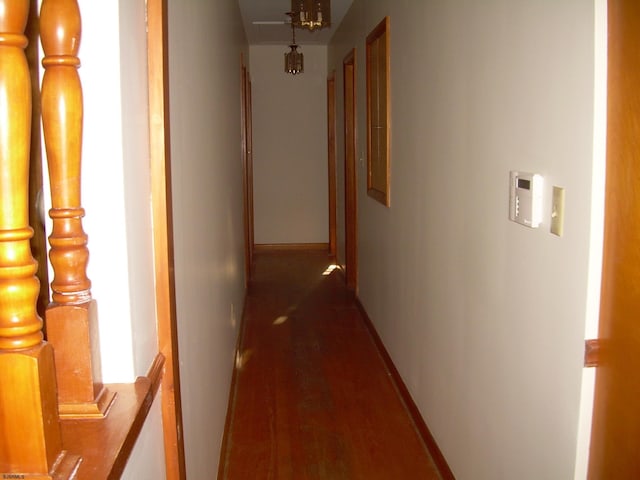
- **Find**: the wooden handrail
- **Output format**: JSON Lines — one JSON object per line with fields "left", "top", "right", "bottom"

{"left": 0, "top": 0, "right": 80, "bottom": 476}
{"left": 40, "top": 0, "right": 114, "bottom": 418}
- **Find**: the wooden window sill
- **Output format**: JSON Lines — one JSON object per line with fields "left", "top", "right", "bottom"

{"left": 60, "top": 354, "right": 164, "bottom": 480}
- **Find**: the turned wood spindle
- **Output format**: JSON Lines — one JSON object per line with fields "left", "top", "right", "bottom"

{"left": 0, "top": 1, "right": 79, "bottom": 476}
{"left": 40, "top": 0, "right": 90, "bottom": 305}
{"left": 0, "top": 0, "right": 41, "bottom": 355}
{"left": 40, "top": 0, "right": 114, "bottom": 418}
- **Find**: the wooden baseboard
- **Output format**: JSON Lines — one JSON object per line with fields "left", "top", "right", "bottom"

{"left": 218, "top": 294, "right": 249, "bottom": 479}
{"left": 354, "top": 298, "right": 456, "bottom": 480}
{"left": 254, "top": 243, "right": 329, "bottom": 253}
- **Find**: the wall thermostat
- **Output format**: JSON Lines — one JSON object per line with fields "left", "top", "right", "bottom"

{"left": 509, "top": 171, "right": 543, "bottom": 228}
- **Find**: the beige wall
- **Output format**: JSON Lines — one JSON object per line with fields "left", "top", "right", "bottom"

{"left": 168, "top": 0, "right": 248, "bottom": 477}
{"left": 329, "top": 1, "right": 603, "bottom": 479}
{"left": 250, "top": 45, "right": 329, "bottom": 245}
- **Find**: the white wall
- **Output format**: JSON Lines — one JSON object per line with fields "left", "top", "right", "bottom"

{"left": 168, "top": 0, "right": 248, "bottom": 477}
{"left": 251, "top": 45, "right": 329, "bottom": 245}
{"left": 117, "top": 0, "right": 160, "bottom": 378}
{"left": 329, "top": 1, "right": 604, "bottom": 479}
{"left": 76, "top": 0, "right": 135, "bottom": 383}
{"left": 121, "top": 393, "right": 167, "bottom": 480}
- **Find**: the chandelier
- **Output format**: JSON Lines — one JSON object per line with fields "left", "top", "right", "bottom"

{"left": 284, "top": 13, "right": 303, "bottom": 75}
{"left": 291, "top": 0, "right": 331, "bottom": 32}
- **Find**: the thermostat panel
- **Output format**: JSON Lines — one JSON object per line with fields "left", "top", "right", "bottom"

{"left": 509, "top": 171, "right": 543, "bottom": 228}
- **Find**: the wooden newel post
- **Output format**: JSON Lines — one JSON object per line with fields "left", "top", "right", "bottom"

{"left": 0, "top": 0, "right": 80, "bottom": 477}
{"left": 40, "top": 0, "right": 115, "bottom": 418}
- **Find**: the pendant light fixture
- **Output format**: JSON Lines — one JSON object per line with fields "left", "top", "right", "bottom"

{"left": 285, "top": 12, "right": 304, "bottom": 75}
{"left": 291, "top": 0, "right": 331, "bottom": 32}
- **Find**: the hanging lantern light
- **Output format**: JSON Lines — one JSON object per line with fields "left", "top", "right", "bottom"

{"left": 284, "top": 14, "right": 304, "bottom": 75}
{"left": 285, "top": 44, "right": 304, "bottom": 75}
{"left": 291, "top": 0, "right": 331, "bottom": 32}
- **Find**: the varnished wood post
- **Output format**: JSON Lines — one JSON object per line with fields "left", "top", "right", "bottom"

{"left": 147, "top": 0, "right": 187, "bottom": 477}
{"left": 40, "top": 0, "right": 114, "bottom": 418}
{"left": 0, "top": 1, "right": 80, "bottom": 476}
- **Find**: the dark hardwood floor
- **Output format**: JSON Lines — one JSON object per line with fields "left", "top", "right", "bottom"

{"left": 220, "top": 250, "right": 442, "bottom": 479}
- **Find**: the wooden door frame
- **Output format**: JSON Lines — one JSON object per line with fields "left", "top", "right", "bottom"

{"left": 146, "top": 0, "right": 187, "bottom": 477}
{"left": 247, "top": 77, "right": 255, "bottom": 261}
{"left": 343, "top": 50, "right": 358, "bottom": 291}
{"left": 327, "top": 71, "right": 337, "bottom": 259}
{"left": 587, "top": 0, "right": 640, "bottom": 476}
{"left": 240, "top": 58, "right": 254, "bottom": 284}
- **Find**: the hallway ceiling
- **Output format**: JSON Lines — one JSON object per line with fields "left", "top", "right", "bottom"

{"left": 238, "top": 0, "right": 354, "bottom": 45}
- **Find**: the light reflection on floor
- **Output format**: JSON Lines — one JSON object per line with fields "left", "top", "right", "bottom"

{"left": 272, "top": 315, "right": 288, "bottom": 325}
{"left": 322, "top": 264, "right": 339, "bottom": 276}
{"left": 235, "top": 348, "right": 253, "bottom": 370}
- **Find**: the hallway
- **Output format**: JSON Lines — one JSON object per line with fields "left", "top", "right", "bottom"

{"left": 220, "top": 250, "right": 442, "bottom": 479}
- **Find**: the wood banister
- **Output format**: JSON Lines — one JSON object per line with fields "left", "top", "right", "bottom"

{"left": 40, "top": 0, "right": 115, "bottom": 418}
{"left": 0, "top": 0, "right": 80, "bottom": 476}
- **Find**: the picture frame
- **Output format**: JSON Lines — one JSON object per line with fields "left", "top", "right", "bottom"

{"left": 366, "top": 16, "right": 391, "bottom": 207}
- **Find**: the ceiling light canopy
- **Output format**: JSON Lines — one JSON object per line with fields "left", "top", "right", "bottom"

{"left": 291, "top": 0, "right": 331, "bottom": 32}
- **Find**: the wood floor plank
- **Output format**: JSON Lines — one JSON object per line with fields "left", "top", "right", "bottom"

{"left": 221, "top": 251, "right": 442, "bottom": 479}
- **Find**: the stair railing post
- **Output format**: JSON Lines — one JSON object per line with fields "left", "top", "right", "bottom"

{"left": 40, "top": 0, "right": 115, "bottom": 418}
{"left": 0, "top": 0, "right": 80, "bottom": 476}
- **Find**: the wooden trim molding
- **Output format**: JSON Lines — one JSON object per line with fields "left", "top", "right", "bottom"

{"left": 60, "top": 354, "right": 166, "bottom": 480}
{"left": 146, "top": 351, "right": 166, "bottom": 395}
{"left": 354, "top": 298, "right": 456, "bottom": 480}
{"left": 218, "top": 295, "right": 249, "bottom": 478}
{"left": 146, "top": 0, "right": 187, "bottom": 477}
{"left": 343, "top": 49, "right": 358, "bottom": 291}
{"left": 246, "top": 77, "right": 255, "bottom": 271}
{"left": 327, "top": 71, "right": 337, "bottom": 257}
{"left": 254, "top": 243, "right": 330, "bottom": 252}
{"left": 241, "top": 59, "right": 251, "bottom": 285}
{"left": 366, "top": 16, "right": 391, "bottom": 207}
